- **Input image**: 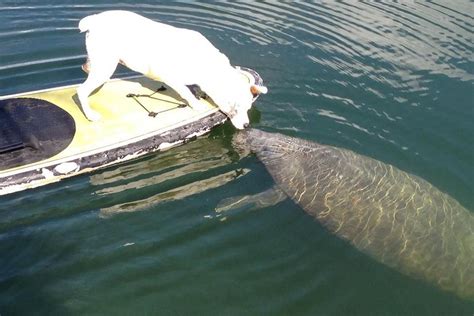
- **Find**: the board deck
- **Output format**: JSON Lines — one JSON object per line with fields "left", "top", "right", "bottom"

{"left": 0, "top": 76, "right": 232, "bottom": 195}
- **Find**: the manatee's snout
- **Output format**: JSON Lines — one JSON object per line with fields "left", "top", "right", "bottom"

{"left": 231, "top": 129, "right": 253, "bottom": 158}
{"left": 232, "top": 128, "right": 282, "bottom": 160}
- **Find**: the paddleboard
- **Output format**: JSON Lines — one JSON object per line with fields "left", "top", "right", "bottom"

{"left": 0, "top": 67, "right": 263, "bottom": 196}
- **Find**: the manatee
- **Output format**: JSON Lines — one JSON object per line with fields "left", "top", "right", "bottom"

{"left": 224, "top": 128, "right": 474, "bottom": 300}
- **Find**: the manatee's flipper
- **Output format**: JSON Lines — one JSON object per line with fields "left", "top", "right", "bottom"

{"left": 215, "top": 185, "right": 287, "bottom": 213}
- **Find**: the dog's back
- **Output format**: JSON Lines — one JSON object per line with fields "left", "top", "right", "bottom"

{"left": 79, "top": 10, "right": 161, "bottom": 33}
{"left": 79, "top": 11, "right": 230, "bottom": 80}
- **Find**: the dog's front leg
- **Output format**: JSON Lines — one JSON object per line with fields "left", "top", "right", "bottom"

{"left": 164, "top": 80, "right": 207, "bottom": 111}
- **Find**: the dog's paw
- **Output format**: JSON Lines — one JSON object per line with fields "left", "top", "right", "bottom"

{"left": 85, "top": 110, "right": 102, "bottom": 122}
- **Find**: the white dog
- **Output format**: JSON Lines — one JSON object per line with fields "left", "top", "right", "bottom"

{"left": 77, "top": 10, "right": 267, "bottom": 129}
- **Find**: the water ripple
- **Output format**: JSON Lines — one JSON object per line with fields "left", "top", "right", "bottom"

{"left": 0, "top": 55, "right": 85, "bottom": 72}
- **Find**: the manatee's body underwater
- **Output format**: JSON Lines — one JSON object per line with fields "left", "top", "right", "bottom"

{"left": 234, "top": 129, "right": 474, "bottom": 299}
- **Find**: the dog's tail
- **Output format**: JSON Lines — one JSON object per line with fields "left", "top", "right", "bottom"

{"left": 78, "top": 14, "right": 99, "bottom": 33}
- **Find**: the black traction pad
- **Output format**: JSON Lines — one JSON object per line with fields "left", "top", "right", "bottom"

{"left": 0, "top": 98, "right": 75, "bottom": 171}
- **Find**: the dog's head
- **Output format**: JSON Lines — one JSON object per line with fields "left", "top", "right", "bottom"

{"left": 222, "top": 68, "right": 268, "bottom": 130}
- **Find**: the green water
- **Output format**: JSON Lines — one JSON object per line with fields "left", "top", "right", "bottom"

{"left": 1, "top": 2, "right": 473, "bottom": 315}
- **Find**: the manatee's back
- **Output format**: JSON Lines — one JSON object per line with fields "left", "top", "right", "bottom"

{"left": 239, "top": 129, "right": 474, "bottom": 299}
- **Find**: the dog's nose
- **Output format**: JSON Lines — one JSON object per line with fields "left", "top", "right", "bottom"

{"left": 243, "top": 123, "right": 250, "bottom": 128}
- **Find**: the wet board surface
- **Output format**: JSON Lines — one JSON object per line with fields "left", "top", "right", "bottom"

{"left": 0, "top": 76, "right": 230, "bottom": 195}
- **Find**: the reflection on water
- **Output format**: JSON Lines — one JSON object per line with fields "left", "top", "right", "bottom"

{"left": 99, "top": 168, "right": 250, "bottom": 218}
{"left": 90, "top": 136, "right": 244, "bottom": 216}
{"left": 90, "top": 137, "right": 232, "bottom": 194}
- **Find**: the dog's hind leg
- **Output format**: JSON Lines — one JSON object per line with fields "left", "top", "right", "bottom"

{"left": 77, "top": 57, "right": 118, "bottom": 121}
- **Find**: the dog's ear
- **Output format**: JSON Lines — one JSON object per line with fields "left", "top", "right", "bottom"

{"left": 250, "top": 85, "right": 268, "bottom": 95}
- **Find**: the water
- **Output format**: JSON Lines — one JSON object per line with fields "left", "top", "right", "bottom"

{"left": 1, "top": 1, "right": 473, "bottom": 314}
